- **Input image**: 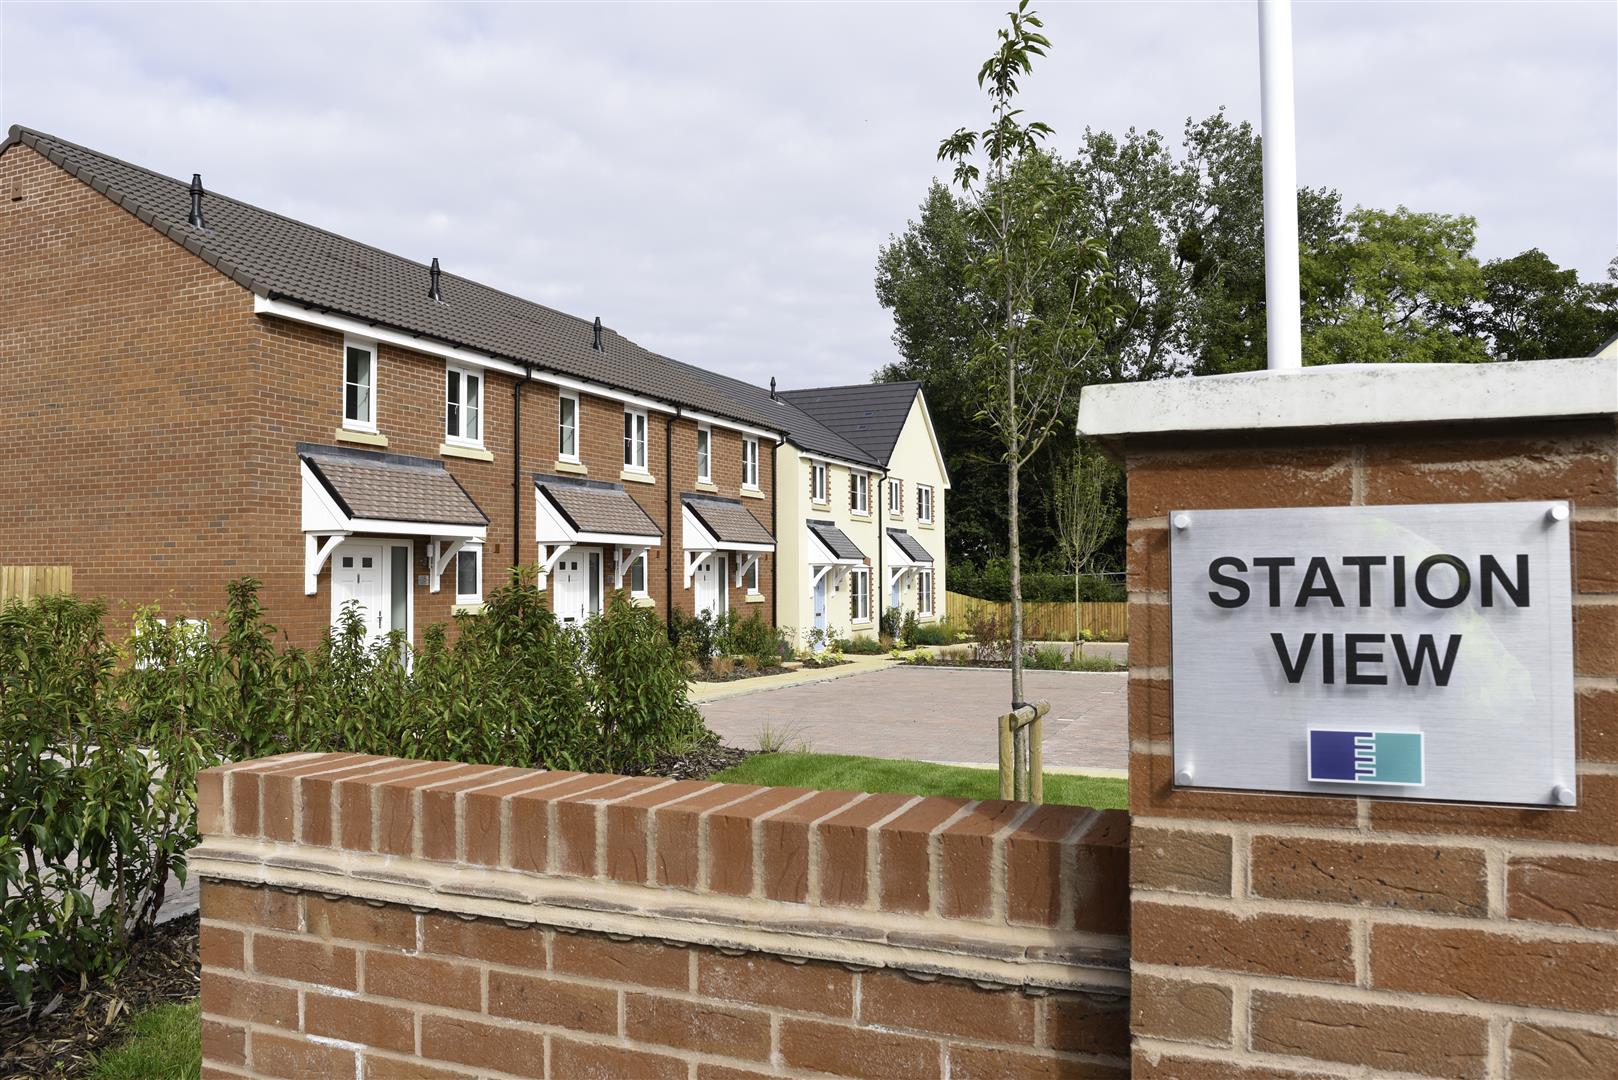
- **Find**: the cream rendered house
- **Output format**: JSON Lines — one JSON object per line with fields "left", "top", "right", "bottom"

{"left": 662, "top": 363, "right": 949, "bottom": 645}
{"left": 775, "top": 382, "right": 950, "bottom": 644}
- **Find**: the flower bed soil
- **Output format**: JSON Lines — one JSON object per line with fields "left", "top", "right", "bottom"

{"left": 0, "top": 913, "right": 199, "bottom": 1079}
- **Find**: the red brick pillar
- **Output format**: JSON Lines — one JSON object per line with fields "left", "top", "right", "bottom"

{"left": 1082, "top": 359, "right": 1618, "bottom": 1079}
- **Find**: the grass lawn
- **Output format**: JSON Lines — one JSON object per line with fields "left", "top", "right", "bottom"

{"left": 90, "top": 1000, "right": 199, "bottom": 1080}
{"left": 713, "top": 752, "right": 1128, "bottom": 809}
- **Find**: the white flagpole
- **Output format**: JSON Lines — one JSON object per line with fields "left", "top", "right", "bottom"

{"left": 1258, "top": 0, "right": 1303, "bottom": 370}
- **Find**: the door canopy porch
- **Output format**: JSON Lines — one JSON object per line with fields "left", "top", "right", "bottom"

{"left": 300, "top": 444, "right": 488, "bottom": 595}
{"left": 534, "top": 474, "right": 663, "bottom": 577}
{"left": 682, "top": 495, "right": 774, "bottom": 588}
{"left": 806, "top": 519, "right": 866, "bottom": 590}
{"left": 885, "top": 527, "right": 935, "bottom": 591}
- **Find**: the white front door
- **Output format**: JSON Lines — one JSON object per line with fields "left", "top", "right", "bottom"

{"left": 552, "top": 547, "right": 603, "bottom": 628}
{"left": 693, "top": 553, "right": 727, "bottom": 619}
{"left": 812, "top": 571, "right": 828, "bottom": 634}
{"left": 332, "top": 542, "right": 387, "bottom": 649}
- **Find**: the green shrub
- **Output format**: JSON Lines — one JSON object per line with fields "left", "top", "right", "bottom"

{"left": 879, "top": 606, "right": 903, "bottom": 640}
{"left": 905, "top": 620, "right": 954, "bottom": 647}
{"left": 720, "top": 611, "right": 789, "bottom": 667}
{"left": 1025, "top": 645, "right": 1068, "bottom": 670}
{"left": 1066, "top": 650, "right": 1124, "bottom": 672}
{"left": 899, "top": 610, "right": 920, "bottom": 646}
{"left": 839, "top": 635, "right": 886, "bottom": 655}
{"left": 950, "top": 558, "right": 1124, "bottom": 603}
{"left": 0, "top": 572, "right": 709, "bottom": 1008}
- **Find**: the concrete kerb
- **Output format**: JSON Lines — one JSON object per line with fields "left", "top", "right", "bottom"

{"left": 686, "top": 653, "right": 900, "bottom": 703}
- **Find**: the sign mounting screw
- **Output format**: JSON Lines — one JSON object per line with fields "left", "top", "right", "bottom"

{"left": 1172, "top": 513, "right": 1191, "bottom": 530}
{"left": 1175, "top": 766, "right": 1195, "bottom": 786}
{"left": 1552, "top": 784, "right": 1576, "bottom": 806}
{"left": 1546, "top": 503, "right": 1569, "bottom": 523}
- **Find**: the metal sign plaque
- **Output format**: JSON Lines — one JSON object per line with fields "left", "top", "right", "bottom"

{"left": 1169, "top": 501, "right": 1575, "bottom": 807}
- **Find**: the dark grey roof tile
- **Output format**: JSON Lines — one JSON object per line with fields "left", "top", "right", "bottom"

{"left": 807, "top": 519, "right": 867, "bottom": 562}
{"left": 886, "top": 528, "right": 934, "bottom": 564}
{"left": 780, "top": 382, "right": 921, "bottom": 464}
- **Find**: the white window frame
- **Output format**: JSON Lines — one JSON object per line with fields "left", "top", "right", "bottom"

{"left": 917, "top": 484, "right": 934, "bottom": 524}
{"left": 558, "top": 392, "right": 580, "bottom": 463}
{"left": 696, "top": 425, "right": 712, "bottom": 483}
{"left": 343, "top": 337, "right": 378, "bottom": 433}
{"left": 851, "top": 471, "right": 869, "bottom": 515}
{"left": 918, "top": 567, "right": 934, "bottom": 617}
{"left": 850, "top": 566, "right": 871, "bottom": 623}
{"left": 888, "top": 478, "right": 902, "bottom": 516}
{"left": 623, "top": 408, "right": 649, "bottom": 472}
{"left": 455, "top": 544, "right": 483, "bottom": 606}
{"left": 444, "top": 365, "right": 483, "bottom": 447}
{"left": 742, "top": 438, "right": 760, "bottom": 490}
{"left": 741, "top": 558, "right": 760, "bottom": 596}
{"left": 811, "top": 461, "right": 829, "bottom": 504}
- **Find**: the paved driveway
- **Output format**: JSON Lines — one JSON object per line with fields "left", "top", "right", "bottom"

{"left": 698, "top": 665, "right": 1127, "bottom": 774}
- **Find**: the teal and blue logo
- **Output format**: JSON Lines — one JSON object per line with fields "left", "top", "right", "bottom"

{"left": 1308, "top": 730, "right": 1424, "bottom": 786}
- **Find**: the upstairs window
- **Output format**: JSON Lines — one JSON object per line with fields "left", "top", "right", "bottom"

{"left": 917, "top": 484, "right": 934, "bottom": 524}
{"left": 558, "top": 392, "right": 579, "bottom": 462}
{"left": 888, "top": 478, "right": 903, "bottom": 516}
{"left": 445, "top": 366, "right": 482, "bottom": 445}
{"left": 623, "top": 408, "right": 649, "bottom": 471}
{"left": 343, "top": 340, "right": 376, "bottom": 431}
{"left": 696, "top": 426, "right": 712, "bottom": 483}
{"left": 811, "top": 461, "right": 829, "bottom": 504}
{"left": 742, "top": 438, "right": 760, "bottom": 489}
{"left": 850, "top": 471, "right": 869, "bottom": 514}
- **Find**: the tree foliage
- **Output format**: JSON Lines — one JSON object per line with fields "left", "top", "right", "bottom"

{"left": 878, "top": 101, "right": 1617, "bottom": 571}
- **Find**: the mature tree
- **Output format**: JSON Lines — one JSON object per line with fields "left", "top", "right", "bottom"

{"left": 1303, "top": 207, "right": 1489, "bottom": 365}
{"left": 935, "top": 0, "right": 1112, "bottom": 787}
{"left": 1469, "top": 248, "right": 1618, "bottom": 361}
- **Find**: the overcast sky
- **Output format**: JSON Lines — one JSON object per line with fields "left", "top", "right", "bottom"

{"left": 3, "top": 2, "right": 1613, "bottom": 388}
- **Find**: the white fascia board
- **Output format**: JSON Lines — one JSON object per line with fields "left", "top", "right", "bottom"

{"left": 910, "top": 392, "right": 952, "bottom": 489}
{"left": 795, "top": 445, "right": 877, "bottom": 473}
{"left": 575, "top": 531, "right": 664, "bottom": 548}
{"left": 717, "top": 540, "right": 777, "bottom": 554}
{"left": 680, "top": 406, "right": 782, "bottom": 443}
{"left": 346, "top": 518, "right": 487, "bottom": 541}
{"left": 301, "top": 461, "right": 350, "bottom": 533}
{"left": 257, "top": 296, "right": 669, "bottom": 415}
{"left": 681, "top": 505, "right": 719, "bottom": 551}
{"left": 1077, "top": 357, "right": 1618, "bottom": 441}
{"left": 256, "top": 297, "right": 789, "bottom": 439}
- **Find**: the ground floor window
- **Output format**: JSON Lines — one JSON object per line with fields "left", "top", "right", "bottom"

{"left": 456, "top": 544, "right": 483, "bottom": 605}
{"left": 850, "top": 566, "right": 871, "bottom": 623}
{"left": 918, "top": 568, "right": 934, "bottom": 616}
{"left": 627, "top": 549, "right": 648, "bottom": 597}
{"left": 742, "top": 558, "right": 759, "bottom": 594}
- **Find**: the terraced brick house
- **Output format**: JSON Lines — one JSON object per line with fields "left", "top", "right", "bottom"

{"left": 1, "top": 125, "right": 787, "bottom": 648}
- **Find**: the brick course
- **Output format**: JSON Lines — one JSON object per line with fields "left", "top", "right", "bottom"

{"left": 197, "top": 755, "right": 1130, "bottom": 1078}
{"left": 1123, "top": 420, "right": 1618, "bottom": 1078}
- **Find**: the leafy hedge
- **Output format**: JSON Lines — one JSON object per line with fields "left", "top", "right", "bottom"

{"left": 948, "top": 558, "right": 1125, "bottom": 603}
{"left": 0, "top": 572, "right": 703, "bottom": 1009}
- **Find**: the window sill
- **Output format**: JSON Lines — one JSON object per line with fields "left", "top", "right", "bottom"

{"left": 811, "top": 499, "right": 830, "bottom": 508}
{"left": 553, "top": 459, "right": 588, "bottom": 476}
{"left": 851, "top": 617, "right": 873, "bottom": 627}
{"left": 620, "top": 470, "right": 656, "bottom": 485}
{"left": 630, "top": 595, "right": 656, "bottom": 609}
{"left": 745, "top": 593, "right": 766, "bottom": 604}
{"left": 740, "top": 487, "right": 764, "bottom": 500}
{"left": 337, "top": 427, "right": 388, "bottom": 448}
{"left": 441, "top": 442, "right": 493, "bottom": 462}
{"left": 850, "top": 510, "right": 872, "bottom": 520}
{"left": 694, "top": 481, "right": 718, "bottom": 493}
{"left": 453, "top": 602, "right": 485, "bottom": 615}
{"left": 917, "top": 521, "right": 936, "bottom": 530}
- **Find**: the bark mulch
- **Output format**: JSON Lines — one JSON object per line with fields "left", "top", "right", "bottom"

{"left": 647, "top": 737, "right": 754, "bottom": 780}
{"left": 0, "top": 913, "right": 199, "bottom": 1079}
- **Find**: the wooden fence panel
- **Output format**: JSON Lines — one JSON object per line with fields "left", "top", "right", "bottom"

{"left": 943, "top": 592, "right": 1128, "bottom": 641}
{"left": 0, "top": 565, "right": 73, "bottom": 605}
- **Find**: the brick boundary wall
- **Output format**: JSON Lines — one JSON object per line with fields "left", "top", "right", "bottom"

{"left": 195, "top": 754, "right": 1131, "bottom": 1079}
{"left": 1123, "top": 418, "right": 1618, "bottom": 1079}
